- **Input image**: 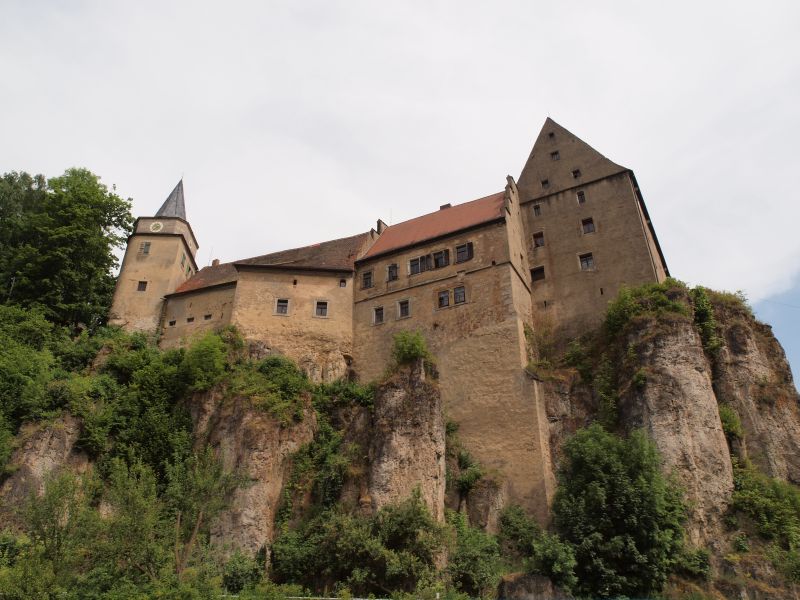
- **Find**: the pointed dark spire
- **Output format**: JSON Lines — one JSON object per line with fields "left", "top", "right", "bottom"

{"left": 155, "top": 180, "right": 186, "bottom": 219}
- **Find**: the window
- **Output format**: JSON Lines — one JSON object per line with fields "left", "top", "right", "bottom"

{"left": 533, "top": 232, "right": 545, "bottom": 248}
{"left": 339, "top": 279, "right": 347, "bottom": 288}
{"left": 550, "top": 151, "right": 560, "bottom": 161}
{"left": 455, "top": 242, "right": 474, "bottom": 264}
{"left": 398, "top": 299, "right": 410, "bottom": 318}
{"left": 438, "top": 290, "right": 450, "bottom": 308}
{"left": 137, "top": 281, "right": 147, "bottom": 291}
{"left": 187, "top": 317, "right": 194, "bottom": 323}
{"left": 433, "top": 249, "right": 450, "bottom": 269}
{"left": 582, "top": 218, "right": 595, "bottom": 234}
{"left": 181, "top": 254, "right": 186, "bottom": 267}
{"left": 204, "top": 314, "right": 212, "bottom": 320}
{"left": 168, "top": 320, "right": 176, "bottom": 327}
{"left": 387, "top": 263, "right": 398, "bottom": 281}
{"left": 315, "top": 301, "right": 328, "bottom": 317}
{"left": 577, "top": 190, "right": 586, "bottom": 204}
{"left": 541, "top": 179, "right": 550, "bottom": 189}
{"left": 531, "top": 266, "right": 545, "bottom": 282}
{"left": 275, "top": 299, "right": 289, "bottom": 315}
{"left": 138, "top": 241, "right": 151, "bottom": 255}
{"left": 454, "top": 286, "right": 466, "bottom": 304}
{"left": 373, "top": 306, "right": 384, "bottom": 324}
{"left": 362, "top": 271, "right": 373, "bottom": 289}
{"left": 580, "top": 253, "right": 594, "bottom": 270}
{"left": 548, "top": 132, "right": 555, "bottom": 139}
{"left": 572, "top": 169, "right": 581, "bottom": 179}
{"left": 533, "top": 203, "right": 542, "bottom": 217}
{"left": 410, "top": 255, "right": 431, "bottom": 274}
{"left": 410, "top": 257, "right": 421, "bottom": 275}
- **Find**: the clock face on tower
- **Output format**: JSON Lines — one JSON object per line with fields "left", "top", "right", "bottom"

{"left": 149, "top": 222, "right": 164, "bottom": 233}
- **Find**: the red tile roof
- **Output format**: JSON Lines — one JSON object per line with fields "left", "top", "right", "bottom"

{"left": 235, "top": 231, "right": 373, "bottom": 271}
{"left": 361, "top": 191, "right": 505, "bottom": 260}
{"left": 172, "top": 262, "right": 238, "bottom": 295}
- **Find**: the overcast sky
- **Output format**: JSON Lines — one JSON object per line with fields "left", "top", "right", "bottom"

{"left": 2, "top": 0, "right": 798, "bottom": 379}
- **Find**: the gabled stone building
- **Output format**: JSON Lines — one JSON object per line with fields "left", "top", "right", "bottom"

{"left": 109, "top": 118, "right": 669, "bottom": 518}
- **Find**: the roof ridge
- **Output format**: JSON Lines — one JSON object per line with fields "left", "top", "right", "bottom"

{"left": 383, "top": 190, "right": 505, "bottom": 230}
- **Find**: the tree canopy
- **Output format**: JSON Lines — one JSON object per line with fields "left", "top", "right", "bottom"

{"left": 0, "top": 169, "right": 133, "bottom": 330}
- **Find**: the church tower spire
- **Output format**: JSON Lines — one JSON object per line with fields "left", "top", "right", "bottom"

{"left": 108, "top": 180, "right": 200, "bottom": 333}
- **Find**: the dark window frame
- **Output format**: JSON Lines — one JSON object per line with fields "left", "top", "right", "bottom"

{"left": 550, "top": 151, "right": 560, "bottom": 161}
{"left": 315, "top": 300, "right": 329, "bottom": 318}
{"left": 582, "top": 218, "right": 595, "bottom": 234}
{"left": 373, "top": 306, "right": 384, "bottom": 324}
{"left": 362, "top": 270, "right": 373, "bottom": 289}
{"left": 579, "top": 253, "right": 595, "bottom": 271}
{"left": 533, "top": 232, "right": 545, "bottom": 248}
{"left": 387, "top": 263, "right": 398, "bottom": 281}
{"left": 433, "top": 249, "right": 450, "bottom": 269}
{"left": 137, "top": 280, "right": 148, "bottom": 292}
{"left": 398, "top": 299, "right": 410, "bottom": 319}
{"left": 455, "top": 242, "right": 474, "bottom": 264}
{"left": 572, "top": 169, "right": 582, "bottom": 179}
{"left": 533, "top": 203, "right": 542, "bottom": 217}
{"left": 275, "top": 298, "right": 289, "bottom": 315}
{"left": 531, "top": 266, "right": 545, "bottom": 282}
{"left": 577, "top": 190, "right": 586, "bottom": 204}
{"left": 454, "top": 286, "right": 466, "bottom": 305}
{"left": 438, "top": 290, "right": 450, "bottom": 308}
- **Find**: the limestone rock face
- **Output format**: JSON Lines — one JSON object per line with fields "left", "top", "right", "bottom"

{"left": 369, "top": 360, "right": 446, "bottom": 521}
{"left": 619, "top": 317, "right": 734, "bottom": 547}
{"left": 712, "top": 313, "right": 800, "bottom": 484}
{"left": 190, "top": 391, "right": 317, "bottom": 555}
{"left": 0, "top": 414, "right": 90, "bottom": 513}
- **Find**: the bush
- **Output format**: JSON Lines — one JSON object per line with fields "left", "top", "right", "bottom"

{"left": 180, "top": 332, "right": 227, "bottom": 391}
{"left": 528, "top": 531, "right": 577, "bottom": 590}
{"left": 691, "top": 286, "right": 723, "bottom": 355}
{"left": 446, "top": 511, "right": 501, "bottom": 598}
{"left": 604, "top": 279, "right": 689, "bottom": 337}
{"left": 223, "top": 550, "right": 263, "bottom": 593}
{"left": 719, "top": 404, "right": 744, "bottom": 441}
{"left": 553, "top": 424, "right": 687, "bottom": 598}
{"left": 391, "top": 330, "right": 432, "bottom": 366}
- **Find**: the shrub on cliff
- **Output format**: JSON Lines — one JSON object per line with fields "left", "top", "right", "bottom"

{"left": 604, "top": 278, "right": 690, "bottom": 337}
{"left": 553, "top": 424, "right": 686, "bottom": 598}
{"left": 447, "top": 511, "right": 501, "bottom": 598}
{"left": 391, "top": 330, "right": 432, "bottom": 365}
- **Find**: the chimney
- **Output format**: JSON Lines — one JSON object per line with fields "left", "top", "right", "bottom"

{"left": 212, "top": 259, "right": 220, "bottom": 267}
{"left": 439, "top": 203, "right": 452, "bottom": 210}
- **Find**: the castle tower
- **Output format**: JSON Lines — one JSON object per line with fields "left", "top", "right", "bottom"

{"left": 517, "top": 118, "right": 669, "bottom": 341}
{"left": 109, "top": 180, "right": 200, "bottom": 332}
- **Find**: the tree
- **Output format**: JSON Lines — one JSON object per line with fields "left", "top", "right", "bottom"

{"left": 0, "top": 168, "right": 133, "bottom": 330}
{"left": 552, "top": 424, "right": 686, "bottom": 598}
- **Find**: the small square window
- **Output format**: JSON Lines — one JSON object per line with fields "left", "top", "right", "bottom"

{"left": 139, "top": 241, "right": 151, "bottom": 255}
{"left": 374, "top": 306, "right": 384, "bottom": 324}
{"left": 531, "top": 266, "right": 545, "bottom": 282}
{"left": 204, "top": 314, "right": 212, "bottom": 320}
{"left": 548, "top": 132, "right": 555, "bottom": 139}
{"left": 362, "top": 271, "right": 373, "bottom": 289}
{"left": 187, "top": 317, "right": 194, "bottom": 323}
{"left": 315, "top": 301, "right": 328, "bottom": 317}
{"left": 455, "top": 242, "right": 474, "bottom": 263}
{"left": 580, "top": 253, "right": 594, "bottom": 270}
{"left": 339, "top": 279, "right": 347, "bottom": 288}
{"left": 454, "top": 286, "right": 466, "bottom": 304}
{"left": 541, "top": 179, "right": 550, "bottom": 189}
{"left": 550, "top": 151, "right": 560, "bottom": 161}
{"left": 572, "top": 169, "right": 581, "bottom": 179}
{"left": 137, "top": 281, "right": 147, "bottom": 291}
{"left": 533, "top": 232, "right": 545, "bottom": 248}
{"left": 398, "top": 300, "right": 410, "bottom": 318}
{"left": 582, "top": 218, "right": 595, "bottom": 234}
{"left": 533, "top": 204, "right": 541, "bottom": 217}
{"left": 387, "top": 264, "right": 398, "bottom": 281}
{"left": 168, "top": 320, "right": 176, "bottom": 327}
{"left": 577, "top": 190, "right": 586, "bottom": 204}
{"left": 433, "top": 250, "right": 450, "bottom": 269}
{"left": 276, "top": 299, "right": 289, "bottom": 314}
{"left": 438, "top": 290, "right": 450, "bottom": 308}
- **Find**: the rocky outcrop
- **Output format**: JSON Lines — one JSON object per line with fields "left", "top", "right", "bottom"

{"left": 712, "top": 304, "right": 800, "bottom": 484}
{"left": 369, "top": 360, "right": 446, "bottom": 521}
{"left": 0, "top": 413, "right": 90, "bottom": 515}
{"left": 619, "top": 316, "right": 734, "bottom": 547}
{"left": 191, "top": 391, "right": 317, "bottom": 555}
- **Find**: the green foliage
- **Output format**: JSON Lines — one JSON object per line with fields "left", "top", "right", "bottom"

{"left": 674, "top": 547, "right": 711, "bottom": 580}
{"left": 0, "top": 168, "right": 134, "bottom": 330}
{"left": 455, "top": 450, "right": 483, "bottom": 495}
{"left": 604, "top": 278, "right": 690, "bottom": 337}
{"left": 563, "top": 339, "right": 592, "bottom": 382}
{"left": 180, "top": 331, "right": 227, "bottom": 392}
{"left": 593, "top": 356, "right": 619, "bottom": 429}
{"left": 718, "top": 404, "right": 744, "bottom": 441}
{"left": 223, "top": 550, "right": 263, "bottom": 593}
{"left": 691, "top": 286, "right": 723, "bottom": 355}
{"left": 313, "top": 378, "right": 375, "bottom": 413}
{"left": 391, "top": 330, "right": 432, "bottom": 366}
{"left": 553, "top": 424, "right": 687, "bottom": 598}
{"left": 732, "top": 461, "right": 800, "bottom": 567}
{"left": 632, "top": 367, "right": 648, "bottom": 389}
{"left": 272, "top": 491, "right": 446, "bottom": 595}
{"left": 446, "top": 511, "right": 501, "bottom": 598}
{"left": 230, "top": 357, "right": 309, "bottom": 425}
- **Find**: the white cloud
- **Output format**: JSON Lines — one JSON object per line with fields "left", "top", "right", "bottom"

{"left": 1, "top": 0, "right": 798, "bottom": 301}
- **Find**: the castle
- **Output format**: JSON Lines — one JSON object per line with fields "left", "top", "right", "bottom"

{"left": 109, "top": 118, "right": 669, "bottom": 518}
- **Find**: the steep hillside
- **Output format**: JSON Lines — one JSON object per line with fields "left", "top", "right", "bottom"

{"left": 1, "top": 284, "right": 799, "bottom": 599}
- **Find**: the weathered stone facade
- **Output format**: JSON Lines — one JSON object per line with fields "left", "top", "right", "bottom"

{"left": 109, "top": 119, "right": 668, "bottom": 518}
